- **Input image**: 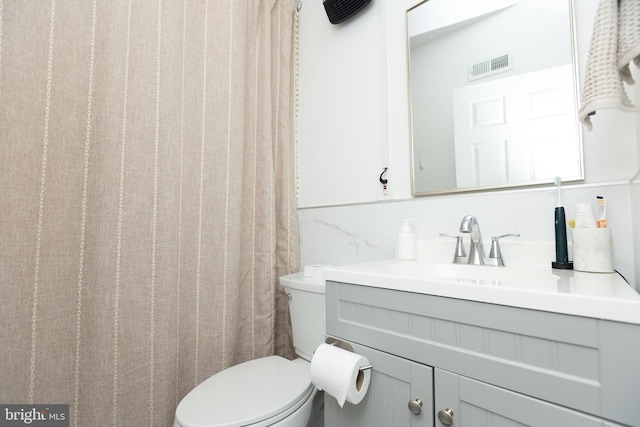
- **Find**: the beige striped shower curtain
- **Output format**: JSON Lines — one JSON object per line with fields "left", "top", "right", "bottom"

{"left": 0, "top": 0, "right": 299, "bottom": 425}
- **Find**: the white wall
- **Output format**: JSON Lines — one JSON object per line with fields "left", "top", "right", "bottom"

{"left": 296, "top": 0, "right": 385, "bottom": 206}
{"left": 296, "top": 0, "right": 640, "bottom": 288}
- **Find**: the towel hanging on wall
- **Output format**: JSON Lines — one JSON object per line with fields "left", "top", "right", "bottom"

{"left": 578, "top": 0, "right": 640, "bottom": 131}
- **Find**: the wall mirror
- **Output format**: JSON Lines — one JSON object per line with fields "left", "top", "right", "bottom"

{"left": 407, "top": 0, "right": 583, "bottom": 196}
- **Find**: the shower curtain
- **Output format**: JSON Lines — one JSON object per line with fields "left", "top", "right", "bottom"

{"left": 0, "top": 0, "right": 299, "bottom": 425}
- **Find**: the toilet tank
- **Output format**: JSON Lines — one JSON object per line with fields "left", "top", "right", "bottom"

{"left": 279, "top": 272, "right": 326, "bottom": 361}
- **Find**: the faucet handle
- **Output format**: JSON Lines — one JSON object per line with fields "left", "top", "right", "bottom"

{"left": 488, "top": 234, "right": 520, "bottom": 266}
{"left": 439, "top": 233, "right": 467, "bottom": 264}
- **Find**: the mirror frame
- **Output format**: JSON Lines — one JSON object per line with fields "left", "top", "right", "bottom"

{"left": 406, "top": 0, "right": 584, "bottom": 196}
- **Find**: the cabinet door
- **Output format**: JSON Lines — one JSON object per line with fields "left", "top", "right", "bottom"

{"left": 324, "top": 341, "right": 433, "bottom": 427}
{"left": 435, "top": 369, "right": 623, "bottom": 427}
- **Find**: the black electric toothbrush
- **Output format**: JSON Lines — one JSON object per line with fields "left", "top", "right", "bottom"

{"left": 552, "top": 177, "right": 573, "bottom": 269}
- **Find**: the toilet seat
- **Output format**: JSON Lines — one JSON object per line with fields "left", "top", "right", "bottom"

{"left": 174, "top": 356, "right": 313, "bottom": 427}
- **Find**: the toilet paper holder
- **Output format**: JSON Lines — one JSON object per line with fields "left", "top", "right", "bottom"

{"left": 325, "top": 338, "right": 373, "bottom": 371}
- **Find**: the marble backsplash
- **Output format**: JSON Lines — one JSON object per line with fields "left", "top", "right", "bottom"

{"left": 298, "top": 182, "right": 637, "bottom": 289}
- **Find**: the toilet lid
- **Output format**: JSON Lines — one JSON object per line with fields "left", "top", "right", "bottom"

{"left": 175, "top": 356, "right": 312, "bottom": 427}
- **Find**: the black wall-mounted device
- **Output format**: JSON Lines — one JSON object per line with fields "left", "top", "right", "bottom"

{"left": 323, "top": 0, "right": 372, "bottom": 25}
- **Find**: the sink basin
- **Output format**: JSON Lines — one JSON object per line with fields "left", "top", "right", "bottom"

{"left": 385, "top": 262, "right": 560, "bottom": 287}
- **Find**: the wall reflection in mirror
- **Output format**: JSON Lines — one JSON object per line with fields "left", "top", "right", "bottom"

{"left": 408, "top": 0, "right": 583, "bottom": 196}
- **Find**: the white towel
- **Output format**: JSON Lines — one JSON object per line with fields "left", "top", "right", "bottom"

{"left": 579, "top": 0, "right": 640, "bottom": 131}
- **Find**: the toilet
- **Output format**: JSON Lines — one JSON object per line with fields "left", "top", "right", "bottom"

{"left": 173, "top": 272, "right": 326, "bottom": 427}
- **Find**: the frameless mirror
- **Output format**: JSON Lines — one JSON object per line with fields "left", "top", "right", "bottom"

{"left": 407, "top": 0, "right": 583, "bottom": 195}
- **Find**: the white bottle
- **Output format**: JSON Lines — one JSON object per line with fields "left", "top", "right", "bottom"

{"left": 397, "top": 219, "right": 417, "bottom": 260}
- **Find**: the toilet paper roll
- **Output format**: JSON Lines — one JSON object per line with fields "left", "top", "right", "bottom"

{"left": 310, "top": 343, "right": 371, "bottom": 407}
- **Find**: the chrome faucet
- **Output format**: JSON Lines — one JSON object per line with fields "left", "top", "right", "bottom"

{"left": 454, "top": 215, "right": 520, "bottom": 266}
{"left": 459, "top": 215, "right": 485, "bottom": 265}
{"left": 439, "top": 233, "right": 467, "bottom": 264}
{"left": 488, "top": 233, "right": 520, "bottom": 266}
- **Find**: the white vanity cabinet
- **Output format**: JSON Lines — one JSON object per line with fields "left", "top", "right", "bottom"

{"left": 324, "top": 280, "right": 640, "bottom": 427}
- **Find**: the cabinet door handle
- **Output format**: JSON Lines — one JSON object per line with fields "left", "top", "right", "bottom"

{"left": 437, "top": 408, "right": 454, "bottom": 426}
{"left": 407, "top": 398, "right": 423, "bottom": 415}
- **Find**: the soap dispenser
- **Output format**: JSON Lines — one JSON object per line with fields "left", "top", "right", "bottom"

{"left": 397, "top": 219, "right": 417, "bottom": 260}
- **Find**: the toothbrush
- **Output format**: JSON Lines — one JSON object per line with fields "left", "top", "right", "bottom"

{"left": 553, "top": 177, "right": 570, "bottom": 268}
{"left": 555, "top": 176, "right": 563, "bottom": 208}
{"left": 596, "top": 195, "right": 607, "bottom": 228}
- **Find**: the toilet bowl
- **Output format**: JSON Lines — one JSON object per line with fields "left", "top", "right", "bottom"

{"left": 173, "top": 272, "right": 325, "bottom": 427}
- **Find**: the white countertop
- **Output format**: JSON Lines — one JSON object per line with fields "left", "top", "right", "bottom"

{"left": 323, "top": 259, "right": 640, "bottom": 324}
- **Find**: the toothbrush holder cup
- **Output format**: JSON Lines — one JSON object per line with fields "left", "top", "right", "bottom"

{"left": 572, "top": 228, "right": 614, "bottom": 273}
